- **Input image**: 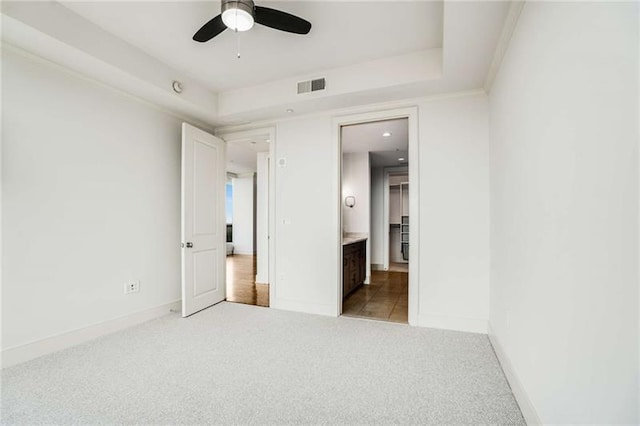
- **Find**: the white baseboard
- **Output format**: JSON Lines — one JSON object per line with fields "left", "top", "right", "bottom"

{"left": 488, "top": 323, "right": 542, "bottom": 425}
{"left": 418, "top": 313, "right": 488, "bottom": 334}
{"left": 1, "top": 300, "right": 181, "bottom": 369}
{"left": 270, "top": 298, "right": 335, "bottom": 317}
{"left": 232, "top": 250, "right": 255, "bottom": 256}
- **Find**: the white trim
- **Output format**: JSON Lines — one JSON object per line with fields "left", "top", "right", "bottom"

{"left": 488, "top": 323, "right": 543, "bottom": 425}
{"left": 254, "top": 152, "right": 270, "bottom": 285}
{"left": 418, "top": 314, "right": 488, "bottom": 334}
{"left": 1, "top": 300, "right": 181, "bottom": 369}
{"left": 333, "top": 117, "right": 344, "bottom": 315}
{"left": 216, "top": 90, "right": 485, "bottom": 135}
{"left": 0, "top": 42, "right": 216, "bottom": 133}
{"left": 484, "top": 1, "right": 526, "bottom": 93}
{"left": 637, "top": 4, "right": 640, "bottom": 423}
{"left": 232, "top": 250, "right": 255, "bottom": 256}
{"left": 332, "top": 107, "right": 419, "bottom": 325}
{"left": 339, "top": 315, "right": 409, "bottom": 327}
{"left": 270, "top": 300, "right": 334, "bottom": 317}
{"left": 216, "top": 127, "right": 273, "bottom": 143}
{"left": 383, "top": 170, "right": 389, "bottom": 271}
{"left": 0, "top": 29, "right": 4, "bottom": 369}
{"left": 235, "top": 172, "right": 255, "bottom": 179}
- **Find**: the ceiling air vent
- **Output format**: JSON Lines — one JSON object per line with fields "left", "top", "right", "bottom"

{"left": 297, "top": 78, "right": 326, "bottom": 94}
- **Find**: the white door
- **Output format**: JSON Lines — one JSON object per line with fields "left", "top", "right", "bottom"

{"left": 181, "top": 123, "right": 226, "bottom": 317}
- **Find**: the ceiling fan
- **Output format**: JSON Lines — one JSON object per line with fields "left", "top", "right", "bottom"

{"left": 193, "top": 0, "right": 312, "bottom": 43}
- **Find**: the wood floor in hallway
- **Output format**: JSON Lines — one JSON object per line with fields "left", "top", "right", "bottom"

{"left": 342, "top": 270, "right": 408, "bottom": 323}
{"left": 226, "top": 255, "right": 269, "bottom": 307}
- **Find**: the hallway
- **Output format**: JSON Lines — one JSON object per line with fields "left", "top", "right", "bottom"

{"left": 226, "top": 255, "right": 269, "bottom": 307}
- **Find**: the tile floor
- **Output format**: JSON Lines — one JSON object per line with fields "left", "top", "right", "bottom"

{"left": 342, "top": 270, "right": 408, "bottom": 323}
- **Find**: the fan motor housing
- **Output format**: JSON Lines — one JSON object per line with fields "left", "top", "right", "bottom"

{"left": 221, "top": 0, "right": 255, "bottom": 17}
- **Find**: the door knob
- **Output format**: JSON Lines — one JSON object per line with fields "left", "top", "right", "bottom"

{"left": 186, "top": 242, "right": 193, "bottom": 248}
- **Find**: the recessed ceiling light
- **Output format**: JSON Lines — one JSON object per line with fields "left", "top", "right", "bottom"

{"left": 266, "top": 139, "right": 271, "bottom": 143}
{"left": 398, "top": 157, "right": 406, "bottom": 161}
{"left": 286, "top": 108, "right": 294, "bottom": 113}
{"left": 383, "top": 132, "right": 392, "bottom": 137}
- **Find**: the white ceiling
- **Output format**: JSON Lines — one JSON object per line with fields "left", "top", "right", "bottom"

{"left": 227, "top": 137, "right": 269, "bottom": 174}
{"left": 370, "top": 150, "right": 409, "bottom": 168}
{"left": 61, "top": 1, "right": 444, "bottom": 92}
{"left": 342, "top": 118, "right": 409, "bottom": 167}
{"left": 2, "top": 1, "right": 510, "bottom": 126}
{"left": 342, "top": 118, "right": 407, "bottom": 152}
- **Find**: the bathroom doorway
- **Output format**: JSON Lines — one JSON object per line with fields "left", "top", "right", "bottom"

{"left": 340, "top": 118, "right": 410, "bottom": 323}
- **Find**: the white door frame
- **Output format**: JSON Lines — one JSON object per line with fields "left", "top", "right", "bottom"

{"left": 332, "top": 107, "right": 419, "bottom": 326}
{"left": 216, "top": 127, "right": 276, "bottom": 305}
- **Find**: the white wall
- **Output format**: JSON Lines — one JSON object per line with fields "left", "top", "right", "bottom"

{"left": 342, "top": 152, "right": 371, "bottom": 282}
{"left": 255, "top": 152, "right": 269, "bottom": 283}
{"left": 2, "top": 48, "right": 183, "bottom": 353}
{"left": 218, "top": 49, "right": 442, "bottom": 119}
{"left": 231, "top": 174, "right": 254, "bottom": 255}
{"left": 489, "top": 2, "right": 638, "bottom": 424}
{"left": 342, "top": 152, "right": 370, "bottom": 234}
{"left": 370, "top": 166, "right": 384, "bottom": 267}
{"left": 269, "top": 94, "right": 490, "bottom": 328}
{"left": 271, "top": 117, "right": 338, "bottom": 315}
{"left": 417, "top": 95, "right": 490, "bottom": 332}
{"left": 2, "top": 41, "right": 492, "bottom": 368}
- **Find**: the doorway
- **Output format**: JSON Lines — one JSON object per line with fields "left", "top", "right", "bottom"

{"left": 223, "top": 134, "right": 271, "bottom": 307}
{"left": 339, "top": 118, "right": 410, "bottom": 323}
{"left": 385, "top": 168, "right": 410, "bottom": 273}
{"left": 333, "top": 108, "right": 419, "bottom": 324}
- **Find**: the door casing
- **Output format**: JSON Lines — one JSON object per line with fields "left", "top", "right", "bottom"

{"left": 216, "top": 127, "right": 276, "bottom": 304}
{"left": 332, "top": 107, "right": 420, "bottom": 325}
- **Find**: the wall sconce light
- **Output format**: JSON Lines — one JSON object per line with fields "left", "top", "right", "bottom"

{"left": 344, "top": 196, "right": 356, "bottom": 208}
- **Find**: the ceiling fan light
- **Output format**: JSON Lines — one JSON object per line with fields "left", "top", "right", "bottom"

{"left": 222, "top": 7, "right": 254, "bottom": 31}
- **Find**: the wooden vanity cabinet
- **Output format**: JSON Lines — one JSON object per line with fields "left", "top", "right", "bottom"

{"left": 343, "top": 240, "right": 366, "bottom": 299}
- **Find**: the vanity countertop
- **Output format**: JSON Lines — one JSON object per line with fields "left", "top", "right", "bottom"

{"left": 342, "top": 233, "right": 368, "bottom": 246}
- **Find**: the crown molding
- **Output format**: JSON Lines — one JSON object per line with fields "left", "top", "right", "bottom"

{"left": 214, "top": 89, "right": 486, "bottom": 134}
{"left": 484, "top": 1, "right": 526, "bottom": 93}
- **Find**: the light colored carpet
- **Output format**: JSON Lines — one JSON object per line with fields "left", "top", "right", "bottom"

{"left": 1, "top": 302, "right": 524, "bottom": 425}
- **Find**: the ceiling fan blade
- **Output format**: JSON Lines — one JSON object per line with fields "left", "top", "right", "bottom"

{"left": 254, "top": 6, "right": 311, "bottom": 35}
{"left": 193, "top": 15, "right": 227, "bottom": 42}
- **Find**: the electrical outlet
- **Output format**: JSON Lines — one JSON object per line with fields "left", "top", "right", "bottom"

{"left": 124, "top": 280, "right": 140, "bottom": 294}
